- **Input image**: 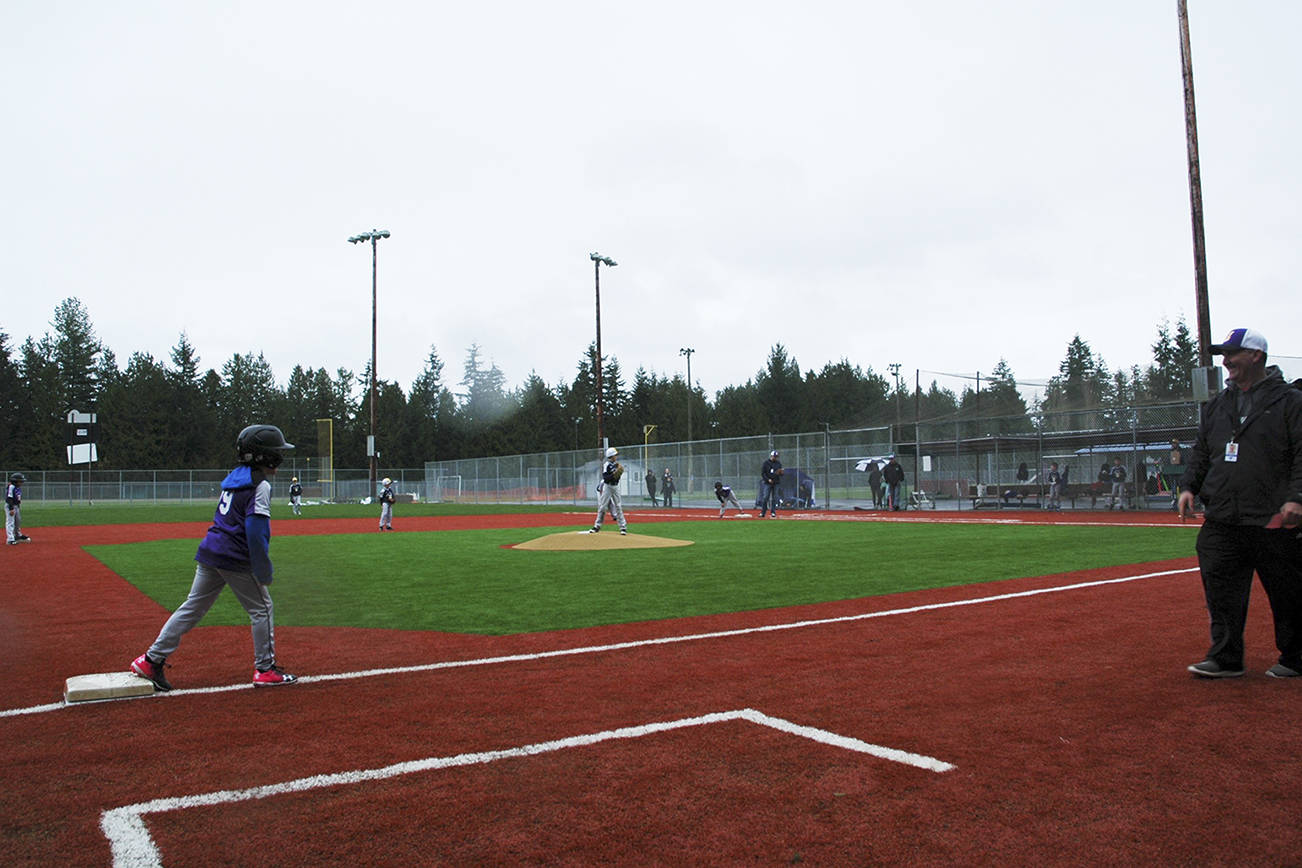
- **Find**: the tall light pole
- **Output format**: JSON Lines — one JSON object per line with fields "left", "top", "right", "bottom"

{"left": 349, "top": 229, "right": 390, "bottom": 500}
{"left": 1178, "top": 0, "right": 1213, "bottom": 367}
{"left": 590, "top": 252, "right": 617, "bottom": 448}
{"left": 679, "top": 347, "right": 695, "bottom": 443}
{"left": 888, "top": 362, "right": 902, "bottom": 437}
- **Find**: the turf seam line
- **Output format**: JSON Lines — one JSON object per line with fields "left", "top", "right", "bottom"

{"left": 100, "top": 707, "right": 953, "bottom": 868}
{"left": 3, "top": 566, "right": 1196, "bottom": 719}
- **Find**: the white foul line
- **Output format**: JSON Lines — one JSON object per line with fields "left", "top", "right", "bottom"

{"left": 1, "top": 566, "right": 1196, "bottom": 719}
{"left": 100, "top": 707, "right": 953, "bottom": 868}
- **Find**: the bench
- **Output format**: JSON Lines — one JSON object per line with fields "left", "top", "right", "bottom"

{"left": 965, "top": 483, "right": 1042, "bottom": 509}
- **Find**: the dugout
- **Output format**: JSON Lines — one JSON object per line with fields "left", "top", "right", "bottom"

{"left": 886, "top": 408, "right": 1197, "bottom": 510}
{"left": 754, "top": 468, "right": 816, "bottom": 509}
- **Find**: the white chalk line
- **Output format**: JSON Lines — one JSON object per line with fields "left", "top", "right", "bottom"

{"left": 100, "top": 706, "right": 954, "bottom": 868}
{"left": 0, "top": 565, "right": 1196, "bottom": 719}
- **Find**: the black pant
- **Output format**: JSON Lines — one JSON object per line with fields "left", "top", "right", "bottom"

{"left": 1195, "top": 520, "right": 1302, "bottom": 670}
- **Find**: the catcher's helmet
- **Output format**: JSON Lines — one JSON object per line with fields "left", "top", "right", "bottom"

{"left": 605, "top": 447, "right": 619, "bottom": 458}
{"left": 236, "top": 424, "right": 294, "bottom": 468}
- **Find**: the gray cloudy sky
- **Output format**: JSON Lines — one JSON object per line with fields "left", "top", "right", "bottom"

{"left": 4, "top": 1, "right": 1299, "bottom": 406}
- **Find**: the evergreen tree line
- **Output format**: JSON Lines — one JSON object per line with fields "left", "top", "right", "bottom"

{"left": 0, "top": 298, "right": 1199, "bottom": 471}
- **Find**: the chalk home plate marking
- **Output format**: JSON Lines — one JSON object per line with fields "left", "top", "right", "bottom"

{"left": 101, "top": 707, "right": 954, "bottom": 867}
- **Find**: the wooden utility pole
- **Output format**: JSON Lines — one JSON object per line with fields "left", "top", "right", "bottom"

{"left": 1178, "top": 0, "right": 1213, "bottom": 366}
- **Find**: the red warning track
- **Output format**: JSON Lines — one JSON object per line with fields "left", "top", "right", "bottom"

{"left": 1, "top": 509, "right": 1298, "bottom": 865}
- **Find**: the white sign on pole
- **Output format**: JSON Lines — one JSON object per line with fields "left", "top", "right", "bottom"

{"left": 67, "top": 409, "right": 99, "bottom": 465}
{"left": 67, "top": 443, "right": 99, "bottom": 464}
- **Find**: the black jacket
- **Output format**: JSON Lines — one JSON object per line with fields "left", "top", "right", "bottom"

{"left": 883, "top": 461, "right": 905, "bottom": 485}
{"left": 1181, "top": 366, "right": 1302, "bottom": 525}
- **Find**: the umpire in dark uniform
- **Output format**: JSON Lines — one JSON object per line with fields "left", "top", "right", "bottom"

{"left": 1178, "top": 328, "right": 1302, "bottom": 679}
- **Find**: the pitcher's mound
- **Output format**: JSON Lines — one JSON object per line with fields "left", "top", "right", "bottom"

{"left": 513, "top": 531, "right": 694, "bottom": 551}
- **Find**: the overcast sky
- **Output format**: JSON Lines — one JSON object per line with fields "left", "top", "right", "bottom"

{"left": 4, "top": 2, "right": 1299, "bottom": 408}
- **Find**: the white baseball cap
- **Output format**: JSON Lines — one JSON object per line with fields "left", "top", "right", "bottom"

{"left": 1210, "top": 328, "right": 1267, "bottom": 355}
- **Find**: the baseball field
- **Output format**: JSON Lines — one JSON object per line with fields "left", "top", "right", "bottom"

{"left": 2, "top": 505, "right": 1298, "bottom": 866}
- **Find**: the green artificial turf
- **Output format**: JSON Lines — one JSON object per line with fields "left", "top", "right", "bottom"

{"left": 85, "top": 521, "right": 1195, "bottom": 635}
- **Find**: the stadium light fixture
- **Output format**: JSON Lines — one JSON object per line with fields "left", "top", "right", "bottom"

{"left": 679, "top": 347, "right": 695, "bottom": 443}
{"left": 590, "top": 252, "right": 617, "bottom": 448}
{"left": 349, "top": 229, "right": 390, "bottom": 501}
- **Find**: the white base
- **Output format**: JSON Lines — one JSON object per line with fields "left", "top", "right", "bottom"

{"left": 65, "top": 671, "right": 157, "bottom": 703}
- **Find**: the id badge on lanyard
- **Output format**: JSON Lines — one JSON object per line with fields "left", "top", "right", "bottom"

{"left": 1225, "top": 441, "right": 1239, "bottom": 463}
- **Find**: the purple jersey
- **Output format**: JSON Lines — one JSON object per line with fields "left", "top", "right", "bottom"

{"left": 196, "top": 465, "right": 275, "bottom": 581}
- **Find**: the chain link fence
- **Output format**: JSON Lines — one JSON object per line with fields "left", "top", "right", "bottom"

{"left": 421, "top": 402, "right": 1201, "bottom": 511}
{"left": 7, "top": 402, "right": 1201, "bottom": 511}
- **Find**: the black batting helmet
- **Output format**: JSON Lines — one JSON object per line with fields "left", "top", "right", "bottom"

{"left": 236, "top": 425, "right": 294, "bottom": 468}
{"left": 9, "top": 472, "right": 24, "bottom": 485}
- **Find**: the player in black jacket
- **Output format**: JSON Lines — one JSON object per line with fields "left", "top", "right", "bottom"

{"left": 1178, "top": 328, "right": 1302, "bottom": 679}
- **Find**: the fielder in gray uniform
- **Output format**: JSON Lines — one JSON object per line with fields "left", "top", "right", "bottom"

{"left": 715, "top": 480, "right": 742, "bottom": 517}
{"left": 6, "top": 473, "right": 30, "bottom": 544}
{"left": 588, "top": 446, "right": 627, "bottom": 535}
{"left": 379, "top": 477, "right": 395, "bottom": 530}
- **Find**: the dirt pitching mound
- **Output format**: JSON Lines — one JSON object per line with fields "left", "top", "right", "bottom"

{"left": 512, "top": 531, "right": 694, "bottom": 551}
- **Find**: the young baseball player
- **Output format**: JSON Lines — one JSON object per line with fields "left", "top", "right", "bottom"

{"left": 1046, "top": 462, "right": 1063, "bottom": 511}
{"left": 6, "top": 473, "right": 30, "bottom": 544}
{"left": 588, "top": 447, "right": 627, "bottom": 534}
{"left": 129, "top": 424, "right": 298, "bottom": 691}
{"left": 379, "top": 477, "right": 396, "bottom": 530}
{"left": 714, "top": 480, "right": 742, "bottom": 517}
{"left": 289, "top": 476, "right": 303, "bottom": 516}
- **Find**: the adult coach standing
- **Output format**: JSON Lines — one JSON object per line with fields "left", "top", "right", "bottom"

{"left": 1177, "top": 328, "right": 1302, "bottom": 679}
{"left": 759, "top": 450, "right": 783, "bottom": 518}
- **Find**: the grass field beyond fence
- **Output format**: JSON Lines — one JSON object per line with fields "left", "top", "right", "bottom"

{"left": 87, "top": 521, "right": 1196, "bottom": 634}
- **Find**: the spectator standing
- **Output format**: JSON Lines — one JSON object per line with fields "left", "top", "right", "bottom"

{"left": 1177, "top": 328, "right": 1302, "bottom": 679}
{"left": 1164, "top": 439, "right": 1185, "bottom": 502}
{"left": 646, "top": 469, "right": 658, "bottom": 507}
{"left": 868, "top": 462, "right": 884, "bottom": 510}
{"left": 759, "top": 450, "right": 783, "bottom": 518}
{"left": 883, "top": 456, "right": 906, "bottom": 511}
{"left": 662, "top": 468, "right": 675, "bottom": 508}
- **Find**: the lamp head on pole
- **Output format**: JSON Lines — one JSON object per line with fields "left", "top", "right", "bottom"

{"left": 349, "top": 229, "right": 391, "bottom": 244}
{"left": 589, "top": 252, "right": 617, "bottom": 267}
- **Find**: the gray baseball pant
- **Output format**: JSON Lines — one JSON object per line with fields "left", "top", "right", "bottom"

{"left": 148, "top": 563, "right": 278, "bottom": 671}
{"left": 593, "top": 484, "right": 626, "bottom": 531}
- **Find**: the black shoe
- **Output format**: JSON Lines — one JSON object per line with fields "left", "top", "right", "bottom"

{"left": 1187, "top": 659, "right": 1244, "bottom": 678}
{"left": 131, "top": 654, "right": 173, "bottom": 691}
